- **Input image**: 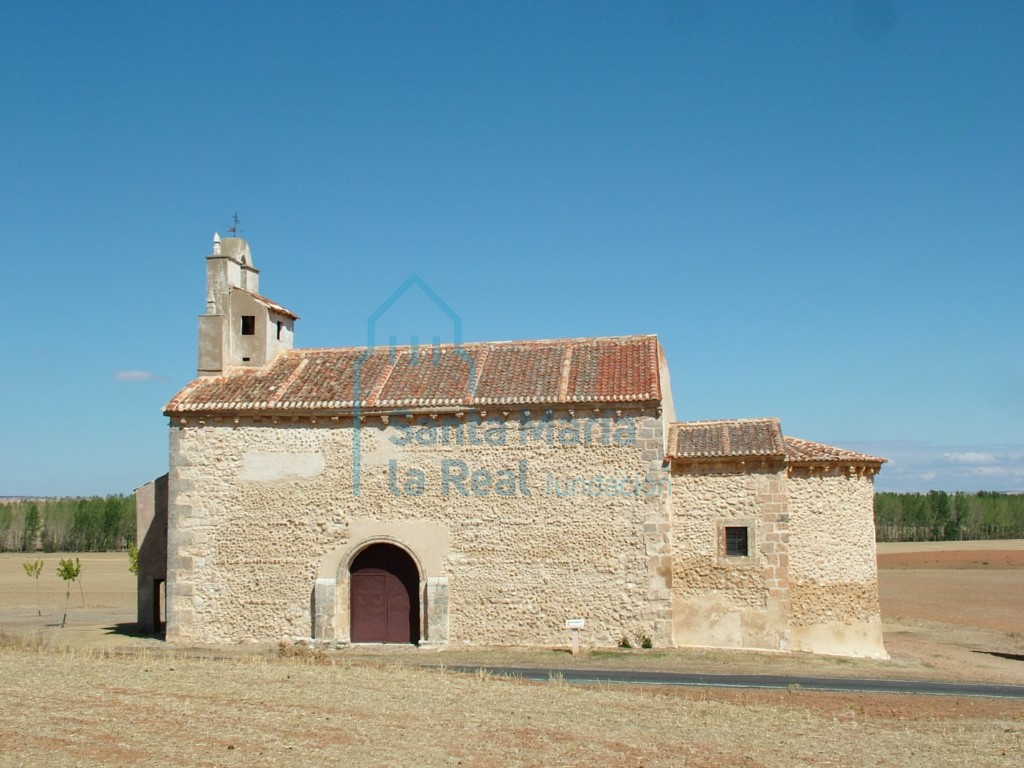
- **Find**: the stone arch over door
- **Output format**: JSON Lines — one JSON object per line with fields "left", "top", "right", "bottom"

{"left": 349, "top": 542, "right": 420, "bottom": 644}
{"left": 312, "top": 521, "right": 450, "bottom": 646}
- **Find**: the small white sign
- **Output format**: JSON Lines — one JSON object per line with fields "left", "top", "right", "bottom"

{"left": 565, "top": 618, "right": 585, "bottom": 630}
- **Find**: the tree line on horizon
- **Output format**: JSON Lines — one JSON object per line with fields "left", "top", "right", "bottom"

{"left": 0, "top": 495, "right": 135, "bottom": 552}
{"left": 1, "top": 490, "right": 1021, "bottom": 551}
{"left": 874, "top": 490, "right": 1024, "bottom": 542}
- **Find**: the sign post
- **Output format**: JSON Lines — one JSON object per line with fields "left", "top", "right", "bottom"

{"left": 565, "top": 618, "right": 585, "bottom": 655}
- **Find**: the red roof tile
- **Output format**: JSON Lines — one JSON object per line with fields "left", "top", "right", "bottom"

{"left": 249, "top": 291, "right": 299, "bottom": 320}
{"left": 666, "top": 419, "right": 785, "bottom": 460}
{"left": 666, "top": 420, "right": 887, "bottom": 467}
{"left": 165, "top": 335, "right": 662, "bottom": 414}
{"left": 783, "top": 436, "right": 886, "bottom": 466}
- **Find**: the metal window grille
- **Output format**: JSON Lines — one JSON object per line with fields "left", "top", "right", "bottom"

{"left": 725, "top": 526, "right": 749, "bottom": 557}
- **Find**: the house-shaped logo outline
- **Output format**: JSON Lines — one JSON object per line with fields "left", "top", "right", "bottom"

{"left": 351, "top": 274, "right": 476, "bottom": 494}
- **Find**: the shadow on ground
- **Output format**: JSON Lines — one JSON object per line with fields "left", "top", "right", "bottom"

{"left": 104, "top": 622, "right": 164, "bottom": 640}
{"left": 975, "top": 651, "right": 1024, "bottom": 663}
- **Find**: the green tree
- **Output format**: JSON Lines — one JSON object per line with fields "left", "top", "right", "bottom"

{"left": 22, "top": 558, "right": 44, "bottom": 616}
{"left": 101, "top": 496, "right": 120, "bottom": 548}
{"left": 0, "top": 505, "right": 13, "bottom": 550}
{"left": 21, "top": 504, "right": 40, "bottom": 552}
{"left": 71, "top": 498, "right": 102, "bottom": 550}
{"left": 927, "top": 490, "right": 951, "bottom": 541}
{"left": 127, "top": 542, "right": 139, "bottom": 575}
{"left": 57, "top": 557, "right": 83, "bottom": 628}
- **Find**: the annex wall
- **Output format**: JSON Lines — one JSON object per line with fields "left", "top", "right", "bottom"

{"left": 669, "top": 464, "right": 790, "bottom": 652}
{"left": 786, "top": 470, "right": 887, "bottom": 658}
{"left": 166, "top": 409, "right": 672, "bottom": 647}
{"left": 135, "top": 473, "right": 168, "bottom": 634}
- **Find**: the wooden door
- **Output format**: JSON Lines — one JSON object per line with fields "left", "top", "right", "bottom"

{"left": 351, "top": 568, "right": 412, "bottom": 643}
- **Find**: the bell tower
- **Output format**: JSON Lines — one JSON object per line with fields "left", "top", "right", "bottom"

{"left": 197, "top": 232, "right": 297, "bottom": 377}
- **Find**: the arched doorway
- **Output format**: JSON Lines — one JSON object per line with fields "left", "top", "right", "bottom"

{"left": 350, "top": 543, "right": 420, "bottom": 644}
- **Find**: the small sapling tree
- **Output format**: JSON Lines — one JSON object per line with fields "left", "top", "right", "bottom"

{"left": 22, "top": 558, "right": 44, "bottom": 616}
{"left": 57, "top": 557, "right": 82, "bottom": 628}
{"left": 127, "top": 542, "right": 139, "bottom": 575}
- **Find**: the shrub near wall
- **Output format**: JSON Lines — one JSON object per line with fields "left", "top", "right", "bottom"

{"left": 0, "top": 495, "right": 136, "bottom": 552}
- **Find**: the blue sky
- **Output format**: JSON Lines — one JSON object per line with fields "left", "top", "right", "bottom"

{"left": 1, "top": 1, "right": 1021, "bottom": 495}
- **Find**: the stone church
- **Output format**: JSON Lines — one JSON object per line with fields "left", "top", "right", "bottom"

{"left": 137, "top": 234, "right": 887, "bottom": 657}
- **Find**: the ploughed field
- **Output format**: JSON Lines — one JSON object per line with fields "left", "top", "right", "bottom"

{"left": 0, "top": 544, "right": 1021, "bottom": 767}
{"left": 877, "top": 540, "right": 1024, "bottom": 635}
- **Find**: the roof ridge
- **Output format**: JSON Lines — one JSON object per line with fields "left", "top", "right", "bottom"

{"left": 669, "top": 417, "right": 781, "bottom": 427}
{"left": 266, "top": 356, "right": 308, "bottom": 405}
{"left": 364, "top": 351, "right": 399, "bottom": 408}
{"left": 294, "top": 333, "right": 658, "bottom": 355}
{"left": 647, "top": 336, "right": 661, "bottom": 400}
{"left": 470, "top": 346, "right": 489, "bottom": 404}
{"left": 557, "top": 344, "right": 574, "bottom": 401}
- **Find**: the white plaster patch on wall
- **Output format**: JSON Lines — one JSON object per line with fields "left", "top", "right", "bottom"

{"left": 240, "top": 451, "right": 326, "bottom": 482}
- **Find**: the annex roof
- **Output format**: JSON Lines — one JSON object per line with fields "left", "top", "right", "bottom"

{"left": 165, "top": 334, "right": 662, "bottom": 414}
{"left": 666, "top": 418, "right": 786, "bottom": 460}
{"left": 666, "top": 419, "right": 887, "bottom": 467}
{"left": 782, "top": 436, "right": 886, "bottom": 467}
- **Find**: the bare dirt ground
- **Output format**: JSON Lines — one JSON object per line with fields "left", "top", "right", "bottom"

{"left": 875, "top": 542, "right": 1024, "bottom": 690}
{"left": 0, "top": 544, "right": 1022, "bottom": 766}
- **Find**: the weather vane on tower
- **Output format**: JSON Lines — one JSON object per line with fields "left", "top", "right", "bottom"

{"left": 227, "top": 211, "right": 241, "bottom": 236}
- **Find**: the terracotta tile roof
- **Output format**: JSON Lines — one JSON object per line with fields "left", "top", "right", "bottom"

{"left": 247, "top": 291, "right": 299, "bottom": 320}
{"left": 666, "top": 420, "right": 888, "bottom": 467}
{"left": 165, "top": 335, "right": 662, "bottom": 414}
{"left": 783, "top": 436, "right": 887, "bottom": 466}
{"left": 666, "top": 419, "right": 786, "bottom": 460}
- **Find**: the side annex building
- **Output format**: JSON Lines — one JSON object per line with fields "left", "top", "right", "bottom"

{"left": 137, "top": 235, "right": 887, "bottom": 658}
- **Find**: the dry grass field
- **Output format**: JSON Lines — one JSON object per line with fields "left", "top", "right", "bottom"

{"left": 0, "top": 544, "right": 1022, "bottom": 767}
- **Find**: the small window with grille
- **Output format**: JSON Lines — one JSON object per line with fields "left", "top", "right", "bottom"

{"left": 724, "top": 526, "right": 749, "bottom": 557}
{"left": 717, "top": 519, "right": 755, "bottom": 564}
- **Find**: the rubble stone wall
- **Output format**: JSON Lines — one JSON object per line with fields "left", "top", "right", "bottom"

{"left": 166, "top": 410, "right": 672, "bottom": 647}
{"left": 787, "top": 469, "right": 886, "bottom": 658}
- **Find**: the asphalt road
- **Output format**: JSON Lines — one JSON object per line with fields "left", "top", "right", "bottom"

{"left": 441, "top": 665, "right": 1024, "bottom": 699}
